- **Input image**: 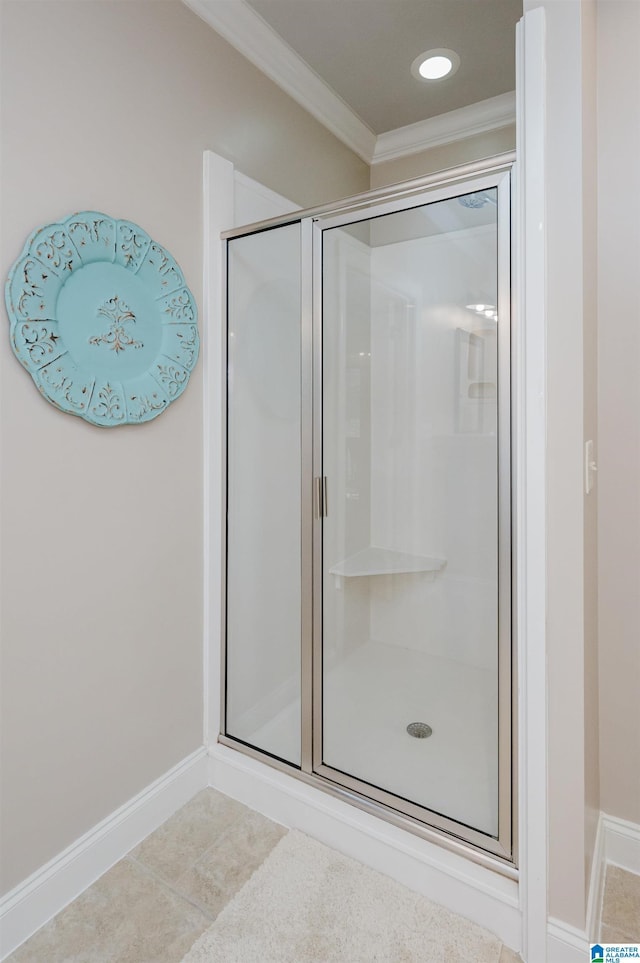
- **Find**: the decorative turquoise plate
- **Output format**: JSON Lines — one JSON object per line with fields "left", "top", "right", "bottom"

{"left": 5, "top": 212, "right": 199, "bottom": 426}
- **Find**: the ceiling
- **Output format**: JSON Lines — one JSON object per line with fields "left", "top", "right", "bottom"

{"left": 243, "top": 0, "right": 522, "bottom": 135}
{"left": 184, "top": 0, "right": 522, "bottom": 162}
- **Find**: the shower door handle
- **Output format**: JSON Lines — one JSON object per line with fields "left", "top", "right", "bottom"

{"left": 314, "top": 477, "right": 328, "bottom": 518}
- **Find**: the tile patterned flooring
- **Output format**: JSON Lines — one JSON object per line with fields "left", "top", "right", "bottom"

{"left": 7, "top": 788, "right": 639, "bottom": 962}
{"left": 8, "top": 792, "right": 286, "bottom": 963}
{"left": 601, "top": 864, "right": 640, "bottom": 945}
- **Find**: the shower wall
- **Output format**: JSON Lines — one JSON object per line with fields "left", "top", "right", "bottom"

{"left": 370, "top": 226, "right": 498, "bottom": 671}
{"left": 322, "top": 232, "right": 372, "bottom": 667}
{"left": 324, "top": 223, "right": 499, "bottom": 673}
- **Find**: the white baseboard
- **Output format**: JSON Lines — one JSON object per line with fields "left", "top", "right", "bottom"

{"left": 0, "top": 747, "right": 208, "bottom": 961}
{"left": 6, "top": 748, "right": 635, "bottom": 963}
{"left": 547, "top": 918, "right": 590, "bottom": 963}
{"left": 551, "top": 810, "right": 640, "bottom": 957}
{"left": 603, "top": 812, "right": 640, "bottom": 876}
{"left": 208, "top": 743, "right": 522, "bottom": 953}
{"left": 586, "top": 810, "right": 607, "bottom": 943}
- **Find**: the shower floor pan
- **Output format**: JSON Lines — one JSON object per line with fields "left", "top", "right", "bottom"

{"left": 249, "top": 639, "right": 498, "bottom": 838}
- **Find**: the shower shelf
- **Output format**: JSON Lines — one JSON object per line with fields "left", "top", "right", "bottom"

{"left": 329, "top": 547, "right": 446, "bottom": 579}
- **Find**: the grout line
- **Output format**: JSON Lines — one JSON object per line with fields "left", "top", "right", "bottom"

{"left": 188, "top": 810, "right": 289, "bottom": 875}
{"left": 125, "top": 815, "right": 288, "bottom": 926}
{"left": 5, "top": 855, "right": 215, "bottom": 963}
{"left": 125, "top": 856, "right": 216, "bottom": 922}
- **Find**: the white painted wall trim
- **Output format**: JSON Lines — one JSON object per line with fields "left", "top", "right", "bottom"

{"left": 553, "top": 810, "right": 640, "bottom": 950}
{"left": 183, "top": 0, "right": 375, "bottom": 163}
{"left": 202, "top": 150, "right": 226, "bottom": 753}
{"left": 586, "top": 810, "right": 607, "bottom": 942}
{"left": 372, "top": 92, "right": 516, "bottom": 165}
{"left": 530, "top": 811, "right": 640, "bottom": 962}
{"left": 203, "top": 151, "right": 235, "bottom": 749}
{"left": 208, "top": 744, "right": 522, "bottom": 952}
{"left": 582, "top": 811, "right": 640, "bottom": 946}
{"left": 0, "top": 748, "right": 208, "bottom": 961}
{"left": 603, "top": 813, "right": 640, "bottom": 876}
{"left": 515, "top": 8, "right": 549, "bottom": 963}
{"left": 183, "top": 1, "right": 514, "bottom": 167}
{"left": 547, "top": 918, "right": 590, "bottom": 963}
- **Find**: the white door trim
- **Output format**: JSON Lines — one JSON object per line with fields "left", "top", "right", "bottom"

{"left": 202, "top": 150, "right": 234, "bottom": 749}
{"left": 515, "top": 8, "right": 549, "bottom": 963}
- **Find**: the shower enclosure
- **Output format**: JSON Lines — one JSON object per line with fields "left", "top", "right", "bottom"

{"left": 221, "top": 158, "right": 514, "bottom": 863}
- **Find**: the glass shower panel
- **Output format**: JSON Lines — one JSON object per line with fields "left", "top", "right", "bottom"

{"left": 321, "top": 193, "right": 500, "bottom": 836}
{"left": 226, "top": 224, "right": 301, "bottom": 765}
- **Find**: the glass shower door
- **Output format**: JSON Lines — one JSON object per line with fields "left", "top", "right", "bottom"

{"left": 222, "top": 163, "right": 513, "bottom": 861}
{"left": 225, "top": 223, "right": 302, "bottom": 766}
{"left": 315, "top": 178, "right": 511, "bottom": 853}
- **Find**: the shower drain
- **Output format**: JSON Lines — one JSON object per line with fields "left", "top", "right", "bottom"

{"left": 406, "top": 722, "right": 433, "bottom": 739}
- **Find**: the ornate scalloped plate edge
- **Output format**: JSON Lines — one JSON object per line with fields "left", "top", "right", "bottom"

{"left": 5, "top": 211, "right": 199, "bottom": 427}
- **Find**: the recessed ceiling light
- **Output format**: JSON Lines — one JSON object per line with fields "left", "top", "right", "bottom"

{"left": 411, "top": 48, "right": 460, "bottom": 82}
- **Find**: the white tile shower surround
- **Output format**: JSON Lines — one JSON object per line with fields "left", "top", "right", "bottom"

{"left": 250, "top": 638, "right": 498, "bottom": 836}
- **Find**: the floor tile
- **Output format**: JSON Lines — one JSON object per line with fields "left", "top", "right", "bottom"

{"left": 6, "top": 788, "right": 520, "bottom": 963}
{"left": 129, "top": 788, "right": 249, "bottom": 884}
{"left": 182, "top": 830, "right": 503, "bottom": 963}
{"left": 9, "top": 858, "right": 209, "bottom": 963}
{"left": 175, "top": 807, "right": 287, "bottom": 918}
{"left": 601, "top": 922, "right": 638, "bottom": 944}
{"left": 602, "top": 865, "right": 640, "bottom": 941}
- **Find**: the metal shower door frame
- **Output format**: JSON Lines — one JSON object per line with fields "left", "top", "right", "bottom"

{"left": 220, "top": 154, "right": 516, "bottom": 871}
{"left": 307, "top": 167, "right": 513, "bottom": 862}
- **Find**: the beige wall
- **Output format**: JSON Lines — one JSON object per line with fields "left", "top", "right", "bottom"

{"left": 369, "top": 126, "right": 516, "bottom": 189}
{"left": 597, "top": 0, "right": 640, "bottom": 826}
{"left": 0, "top": 0, "right": 367, "bottom": 895}
{"left": 4, "top": 0, "right": 636, "bottom": 929}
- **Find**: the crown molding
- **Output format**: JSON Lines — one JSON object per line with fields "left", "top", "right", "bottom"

{"left": 372, "top": 92, "right": 517, "bottom": 165}
{"left": 182, "top": 1, "right": 515, "bottom": 168}
{"left": 182, "top": 0, "right": 376, "bottom": 163}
